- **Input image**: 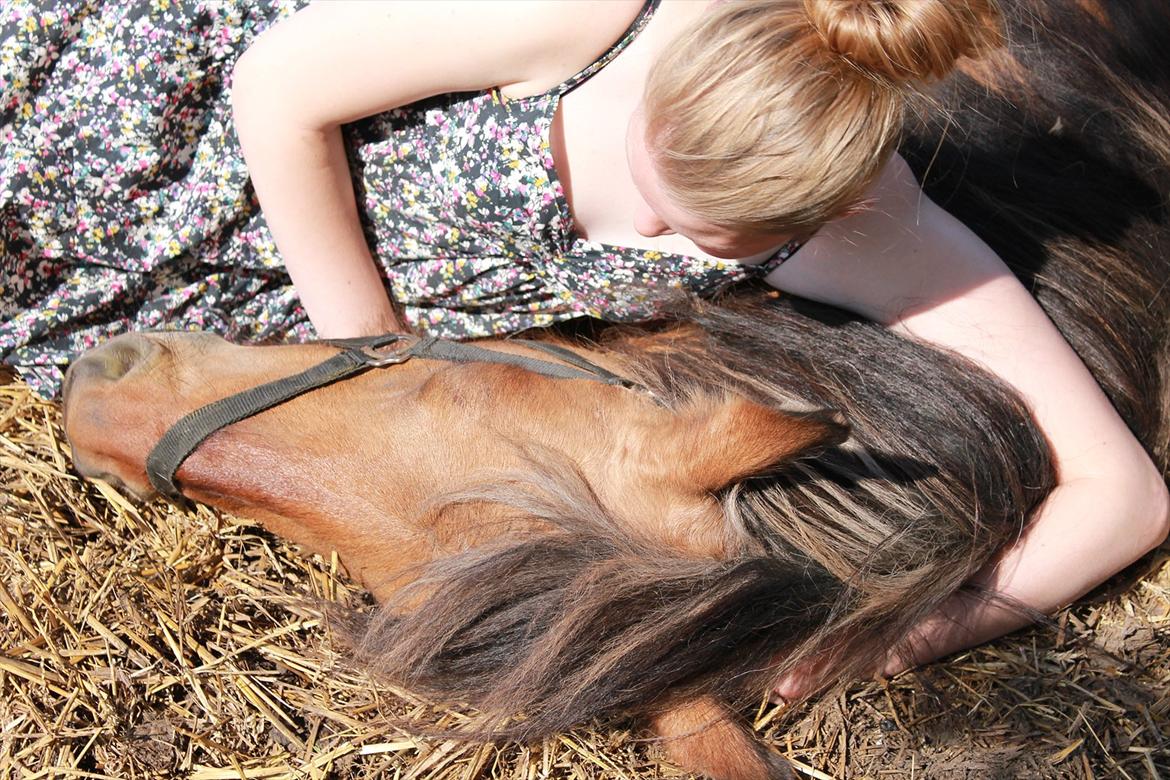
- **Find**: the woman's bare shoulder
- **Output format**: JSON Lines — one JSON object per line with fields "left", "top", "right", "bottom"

{"left": 234, "top": 0, "right": 648, "bottom": 126}
{"left": 498, "top": 0, "right": 650, "bottom": 98}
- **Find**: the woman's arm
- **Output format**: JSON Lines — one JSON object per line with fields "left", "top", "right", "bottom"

{"left": 231, "top": 1, "right": 639, "bottom": 338}
{"left": 766, "top": 155, "right": 1170, "bottom": 675}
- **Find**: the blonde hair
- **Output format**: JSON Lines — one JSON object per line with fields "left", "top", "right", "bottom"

{"left": 642, "top": 0, "right": 1004, "bottom": 235}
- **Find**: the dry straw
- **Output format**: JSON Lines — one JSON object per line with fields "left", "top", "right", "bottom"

{"left": 1, "top": 373, "right": 1167, "bottom": 779}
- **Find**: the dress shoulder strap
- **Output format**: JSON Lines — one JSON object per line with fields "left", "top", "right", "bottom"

{"left": 554, "top": 0, "right": 660, "bottom": 97}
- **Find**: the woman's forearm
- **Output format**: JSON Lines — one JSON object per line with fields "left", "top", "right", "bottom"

{"left": 232, "top": 59, "right": 400, "bottom": 339}
{"left": 884, "top": 469, "right": 1169, "bottom": 674}
{"left": 768, "top": 156, "right": 1169, "bottom": 685}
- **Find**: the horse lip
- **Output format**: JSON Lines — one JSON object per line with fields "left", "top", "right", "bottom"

{"left": 88, "top": 469, "right": 157, "bottom": 502}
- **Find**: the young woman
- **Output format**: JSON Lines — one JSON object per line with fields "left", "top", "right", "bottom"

{"left": 228, "top": 0, "right": 1168, "bottom": 693}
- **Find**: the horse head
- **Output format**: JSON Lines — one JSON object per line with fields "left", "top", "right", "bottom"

{"left": 62, "top": 329, "right": 848, "bottom": 594}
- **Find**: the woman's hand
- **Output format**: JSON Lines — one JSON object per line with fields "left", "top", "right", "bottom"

{"left": 766, "top": 155, "right": 1170, "bottom": 683}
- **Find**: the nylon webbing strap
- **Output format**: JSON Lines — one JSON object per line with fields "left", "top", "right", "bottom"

{"left": 144, "top": 334, "right": 642, "bottom": 502}
{"left": 409, "top": 338, "right": 633, "bottom": 387}
{"left": 502, "top": 339, "right": 633, "bottom": 386}
{"left": 146, "top": 347, "right": 383, "bottom": 500}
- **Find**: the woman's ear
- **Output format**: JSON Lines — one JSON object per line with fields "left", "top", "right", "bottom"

{"left": 647, "top": 395, "right": 849, "bottom": 493}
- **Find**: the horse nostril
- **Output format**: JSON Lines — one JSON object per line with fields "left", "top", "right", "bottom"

{"left": 70, "top": 335, "right": 158, "bottom": 384}
{"left": 104, "top": 337, "right": 156, "bottom": 379}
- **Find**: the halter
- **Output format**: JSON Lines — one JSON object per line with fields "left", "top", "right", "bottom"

{"left": 144, "top": 333, "right": 647, "bottom": 501}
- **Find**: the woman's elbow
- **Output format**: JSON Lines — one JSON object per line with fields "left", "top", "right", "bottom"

{"left": 1117, "top": 455, "right": 1170, "bottom": 555}
{"left": 1138, "top": 466, "right": 1170, "bottom": 553}
{"left": 230, "top": 44, "right": 282, "bottom": 137}
{"left": 1066, "top": 449, "right": 1170, "bottom": 562}
{"left": 230, "top": 38, "right": 319, "bottom": 138}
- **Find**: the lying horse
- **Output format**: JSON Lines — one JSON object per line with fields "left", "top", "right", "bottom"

{"left": 60, "top": 1, "right": 1170, "bottom": 778}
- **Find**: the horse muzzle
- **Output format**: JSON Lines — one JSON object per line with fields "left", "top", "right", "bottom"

{"left": 62, "top": 333, "right": 194, "bottom": 497}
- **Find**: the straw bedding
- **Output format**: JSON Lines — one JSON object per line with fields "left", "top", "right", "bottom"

{"left": 2, "top": 373, "right": 1166, "bottom": 779}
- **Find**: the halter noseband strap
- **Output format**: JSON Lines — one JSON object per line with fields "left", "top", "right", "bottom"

{"left": 145, "top": 333, "right": 644, "bottom": 501}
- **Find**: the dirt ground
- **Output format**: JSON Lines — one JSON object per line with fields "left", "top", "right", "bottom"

{"left": 1, "top": 376, "right": 1167, "bottom": 779}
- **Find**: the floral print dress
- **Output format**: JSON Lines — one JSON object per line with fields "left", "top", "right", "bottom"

{"left": 1, "top": 0, "right": 796, "bottom": 398}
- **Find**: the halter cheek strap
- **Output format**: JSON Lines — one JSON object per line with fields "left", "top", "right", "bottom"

{"left": 145, "top": 334, "right": 650, "bottom": 501}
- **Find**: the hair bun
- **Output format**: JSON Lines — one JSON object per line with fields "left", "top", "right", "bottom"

{"left": 803, "top": 0, "right": 1003, "bottom": 82}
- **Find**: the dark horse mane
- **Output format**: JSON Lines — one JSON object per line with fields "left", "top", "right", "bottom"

{"left": 350, "top": 0, "right": 1170, "bottom": 742}
{"left": 899, "top": 1, "right": 1170, "bottom": 463}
